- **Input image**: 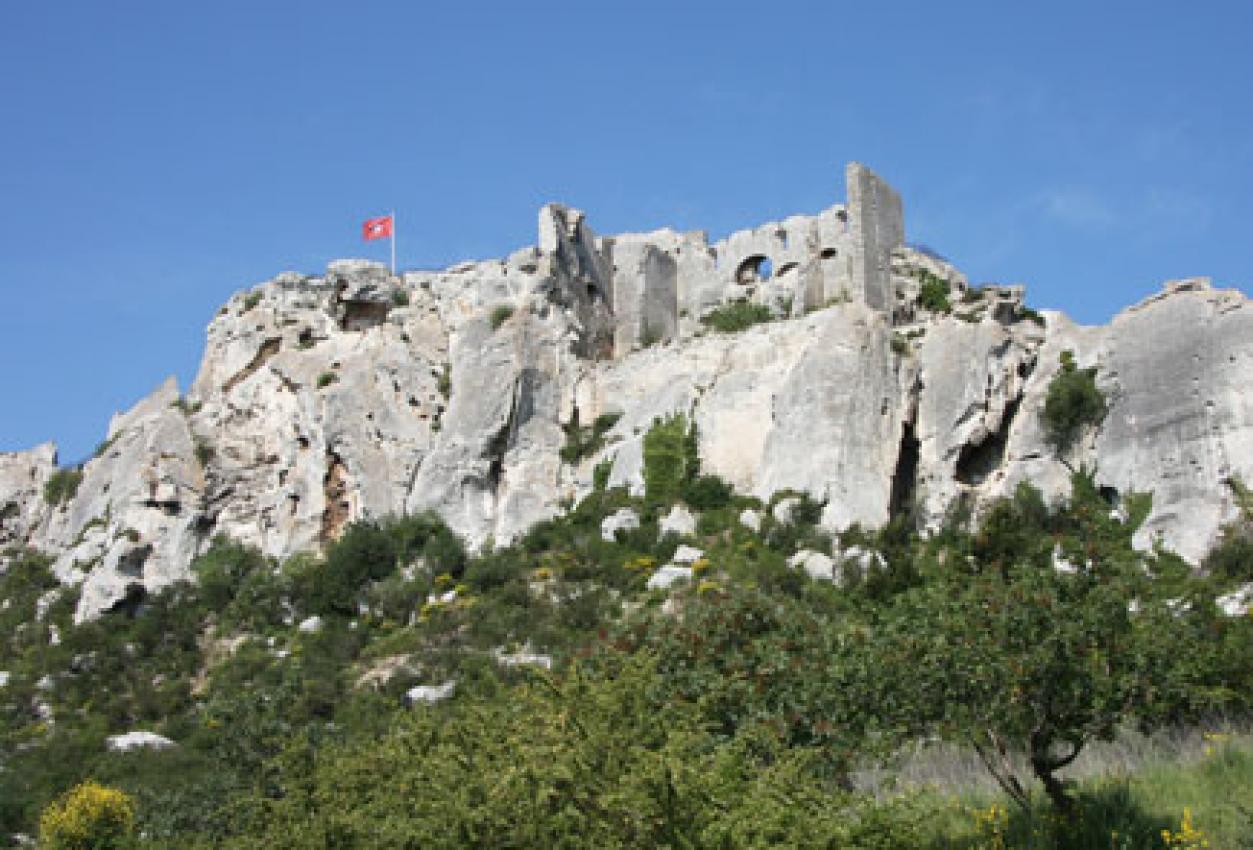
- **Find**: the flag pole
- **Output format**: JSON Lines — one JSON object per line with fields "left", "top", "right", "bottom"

{"left": 390, "top": 209, "right": 397, "bottom": 275}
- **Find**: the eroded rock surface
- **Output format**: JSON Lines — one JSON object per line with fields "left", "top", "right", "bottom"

{"left": 2, "top": 164, "right": 1249, "bottom": 619}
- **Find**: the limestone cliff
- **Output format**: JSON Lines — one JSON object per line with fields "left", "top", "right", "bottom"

{"left": 2, "top": 164, "right": 1249, "bottom": 621}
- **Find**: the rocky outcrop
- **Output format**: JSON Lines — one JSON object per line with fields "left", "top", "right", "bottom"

{"left": 1, "top": 164, "right": 1248, "bottom": 620}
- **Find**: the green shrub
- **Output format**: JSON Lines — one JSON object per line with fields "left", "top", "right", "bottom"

{"left": 489, "top": 304, "right": 515, "bottom": 330}
{"left": 291, "top": 515, "right": 464, "bottom": 617}
{"left": 681, "top": 474, "right": 732, "bottom": 510}
{"left": 1016, "top": 305, "right": 1046, "bottom": 326}
{"left": 1041, "top": 350, "right": 1107, "bottom": 452}
{"left": 915, "top": 269, "right": 952, "bottom": 313}
{"left": 316, "top": 371, "right": 337, "bottom": 389}
{"left": 592, "top": 458, "right": 613, "bottom": 491}
{"left": 701, "top": 301, "right": 774, "bottom": 333}
{"left": 436, "top": 364, "right": 451, "bottom": 399}
{"left": 92, "top": 434, "right": 119, "bottom": 459}
{"left": 642, "top": 414, "right": 698, "bottom": 504}
{"left": 44, "top": 468, "right": 84, "bottom": 506}
{"left": 242, "top": 291, "right": 263, "bottom": 312}
{"left": 560, "top": 411, "right": 621, "bottom": 464}
{"left": 192, "top": 537, "right": 272, "bottom": 613}
{"left": 39, "top": 781, "right": 136, "bottom": 850}
{"left": 391, "top": 289, "right": 410, "bottom": 307}
{"left": 194, "top": 437, "right": 215, "bottom": 467}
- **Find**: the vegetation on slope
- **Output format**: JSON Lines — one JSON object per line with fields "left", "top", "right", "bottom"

{"left": 1, "top": 430, "right": 1250, "bottom": 847}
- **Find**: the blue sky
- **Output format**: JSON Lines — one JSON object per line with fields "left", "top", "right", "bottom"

{"left": 2, "top": 1, "right": 1250, "bottom": 462}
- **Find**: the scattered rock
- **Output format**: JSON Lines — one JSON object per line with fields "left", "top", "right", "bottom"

{"left": 739, "top": 509, "right": 762, "bottom": 532}
{"left": 646, "top": 564, "right": 693, "bottom": 590}
{"left": 493, "top": 647, "right": 553, "bottom": 670}
{"left": 600, "top": 508, "right": 640, "bottom": 542}
{"left": 772, "top": 497, "right": 801, "bottom": 526}
{"left": 671, "top": 544, "right": 704, "bottom": 565}
{"left": 404, "top": 681, "right": 456, "bottom": 706}
{"left": 106, "top": 731, "right": 175, "bottom": 752}
{"left": 659, "top": 505, "right": 696, "bottom": 538}
{"left": 1217, "top": 583, "right": 1253, "bottom": 617}
{"left": 839, "top": 546, "right": 886, "bottom": 584}
{"left": 297, "top": 615, "right": 324, "bottom": 634}
{"left": 788, "top": 550, "right": 836, "bottom": 582}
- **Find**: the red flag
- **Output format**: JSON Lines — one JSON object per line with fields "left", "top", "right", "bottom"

{"left": 362, "top": 214, "right": 393, "bottom": 241}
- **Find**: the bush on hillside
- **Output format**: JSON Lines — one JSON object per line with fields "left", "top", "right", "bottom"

{"left": 701, "top": 301, "right": 773, "bottom": 333}
{"left": 1041, "top": 350, "right": 1107, "bottom": 452}
{"left": 43, "top": 468, "right": 83, "bottom": 506}
{"left": 39, "top": 780, "right": 135, "bottom": 850}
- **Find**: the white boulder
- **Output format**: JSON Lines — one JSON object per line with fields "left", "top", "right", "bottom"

{"left": 647, "top": 564, "right": 693, "bottom": 590}
{"left": 404, "top": 681, "right": 456, "bottom": 706}
{"left": 106, "top": 731, "right": 175, "bottom": 752}
{"left": 600, "top": 508, "right": 640, "bottom": 542}
{"left": 788, "top": 550, "right": 837, "bottom": 582}
{"left": 660, "top": 505, "right": 696, "bottom": 538}
{"left": 1217, "top": 583, "right": 1253, "bottom": 617}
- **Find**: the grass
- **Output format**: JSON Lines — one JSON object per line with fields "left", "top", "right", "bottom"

{"left": 490, "top": 304, "right": 515, "bottom": 330}
{"left": 43, "top": 468, "right": 83, "bottom": 506}
{"left": 861, "top": 725, "right": 1253, "bottom": 849}
{"left": 701, "top": 301, "right": 774, "bottom": 333}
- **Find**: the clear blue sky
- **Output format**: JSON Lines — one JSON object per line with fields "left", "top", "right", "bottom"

{"left": 2, "top": 1, "right": 1250, "bottom": 462}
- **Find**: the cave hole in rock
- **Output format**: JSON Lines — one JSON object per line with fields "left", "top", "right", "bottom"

{"left": 107, "top": 583, "right": 147, "bottom": 618}
{"left": 340, "top": 300, "right": 391, "bottom": 332}
{"left": 141, "top": 498, "right": 182, "bottom": 517}
{"left": 117, "top": 544, "right": 154, "bottom": 578}
{"left": 955, "top": 397, "right": 1021, "bottom": 486}
{"left": 735, "top": 254, "right": 773, "bottom": 284}
{"left": 888, "top": 420, "right": 921, "bottom": 519}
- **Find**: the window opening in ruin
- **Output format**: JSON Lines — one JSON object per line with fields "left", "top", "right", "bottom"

{"left": 586, "top": 283, "right": 598, "bottom": 299}
{"left": 735, "top": 255, "right": 773, "bottom": 284}
{"left": 821, "top": 248, "right": 838, "bottom": 260}
{"left": 776, "top": 261, "right": 798, "bottom": 277}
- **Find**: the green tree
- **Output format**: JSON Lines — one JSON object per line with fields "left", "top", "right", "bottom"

{"left": 641, "top": 414, "right": 698, "bottom": 504}
{"left": 1041, "top": 350, "right": 1107, "bottom": 453}
{"left": 861, "top": 474, "right": 1233, "bottom": 813}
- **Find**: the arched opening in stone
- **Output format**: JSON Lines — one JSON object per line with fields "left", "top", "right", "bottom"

{"left": 735, "top": 255, "right": 773, "bottom": 284}
{"left": 775, "top": 261, "right": 799, "bottom": 277}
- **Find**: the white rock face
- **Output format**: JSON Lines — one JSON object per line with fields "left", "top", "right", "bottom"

{"left": 739, "top": 509, "right": 762, "bottom": 532}
{"left": 1, "top": 166, "right": 1248, "bottom": 620}
{"left": 600, "top": 508, "right": 640, "bottom": 542}
{"left": 106, "top": 731, "right": 176, "bottom": 752}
